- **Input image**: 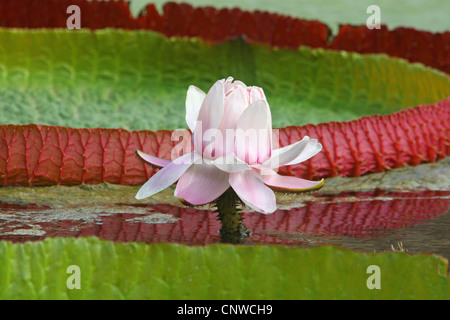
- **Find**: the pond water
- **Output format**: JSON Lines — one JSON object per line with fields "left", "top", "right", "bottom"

{"left": 1, "top": 190, "right": 449, "bottom": 262}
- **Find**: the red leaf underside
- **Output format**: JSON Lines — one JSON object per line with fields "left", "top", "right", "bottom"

{"left": 1, "top": 99, "right": 448, "bottom": 187}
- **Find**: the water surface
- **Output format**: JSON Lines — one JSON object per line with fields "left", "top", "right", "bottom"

{"left": 1, "top": 190, "right": 449, "bottom": 262}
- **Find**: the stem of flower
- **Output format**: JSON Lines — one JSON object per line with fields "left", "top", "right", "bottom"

{"left": 214, "top": 188, "right": 252, "bottom": 244}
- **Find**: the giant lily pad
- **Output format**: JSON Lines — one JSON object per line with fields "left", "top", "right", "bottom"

{"left": 0, "top": 29, "right": 448, "bottom": 130}
{"left": 0, "top": 237, "right": 449, "bottom": 299}
{"left": 1, "top": 1, "right": 449, "bottom": 74}
{"left": 0, "top": 29, "right": 449, "bottom": 186}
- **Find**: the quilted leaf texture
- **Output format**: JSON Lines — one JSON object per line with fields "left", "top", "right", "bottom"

{"left": 1, "top": 99, "right": 448, "bottom": 186}
{"left": 0, "top": 0, "right": 449, "bottom": 75}
{"left": 0, "top": 237, "right": 449, "bottom": 299}
{"left": 0, "top": 29, "right": 449, "bottom": 131}
{"left": 1, "top": 191, "right": 449, "bottom": 245}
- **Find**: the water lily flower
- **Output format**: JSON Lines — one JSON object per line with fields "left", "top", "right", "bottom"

{"left": 136, "top": 77, "right": 323, "bottom": 214}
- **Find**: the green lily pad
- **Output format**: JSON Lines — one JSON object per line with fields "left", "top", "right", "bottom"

{"left": 0, "top": 237, "right": 448, "bottom": 299}
{"left": 0, "top": 29, "right": 448, "bottom": 130}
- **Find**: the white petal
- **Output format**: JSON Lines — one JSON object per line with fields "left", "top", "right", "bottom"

{"left": 284, "top": 138, "right": 322, "bottom": 166}
{"left": 185, "top": 85, "right": 206, "bottom": 132}
{"left": 235, "top": 100, "right": 272, "bottom": 165}
{"left": 262, "top": 136, "right": 322, "bottom": 168}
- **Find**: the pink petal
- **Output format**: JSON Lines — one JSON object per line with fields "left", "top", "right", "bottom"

{"left": 221, "top": 86, "right": 248, "bottom": 130}
{"left": 185, "top": 85, "right": 206, "bottom": 132}
{"left": 175, "top": 164, "right": 230, "bottom": 205}
{"left": 135, "top": 152, "right": 195, "bottom": 200}
{"left": 247, "top": 86, "right": 266, "bottom": 104}
{"left": 235, "top": 100, "right": 272, "bottom": 165}
{"left": 136, "top": 149, "right": 171, "bottom": 168}
{"left": 214, "top": 86, "right": 248, "bottom": 156}
{"left": 229, "top": 170, "right": 277, "bottom": 214}
{"left": 262, "top": 170, "right": 324, "bottom": 192}
{"left": 193, "top": 80, "right": 225, "bottom": 153}
{"left": 200, "top": 127, "right": 222, "bottom": 160}
{"left": 223, "top": 76, "right": 246, "bottom": 94}
{"left": 222, "top": 76, "right": 235, "bottom": 92}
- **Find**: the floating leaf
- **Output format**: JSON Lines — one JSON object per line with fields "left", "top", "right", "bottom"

{"left": 0, "top": 237, "right": 448, "bottom": 299}
{"left": 0, "top": 29, "right": 449, "bottom": 185}
{"left": 0, "top": 0, "right": 448, "bottom": 75}
{"left": 1, "top": 29, "right": 448, "bottom": 131}
{"left": 1, "top": 96, "right": 449, "bottom": 186}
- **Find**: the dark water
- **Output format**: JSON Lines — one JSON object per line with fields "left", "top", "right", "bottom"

{"left": 0, "top": 190, "right": 449, "bottom": 262}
